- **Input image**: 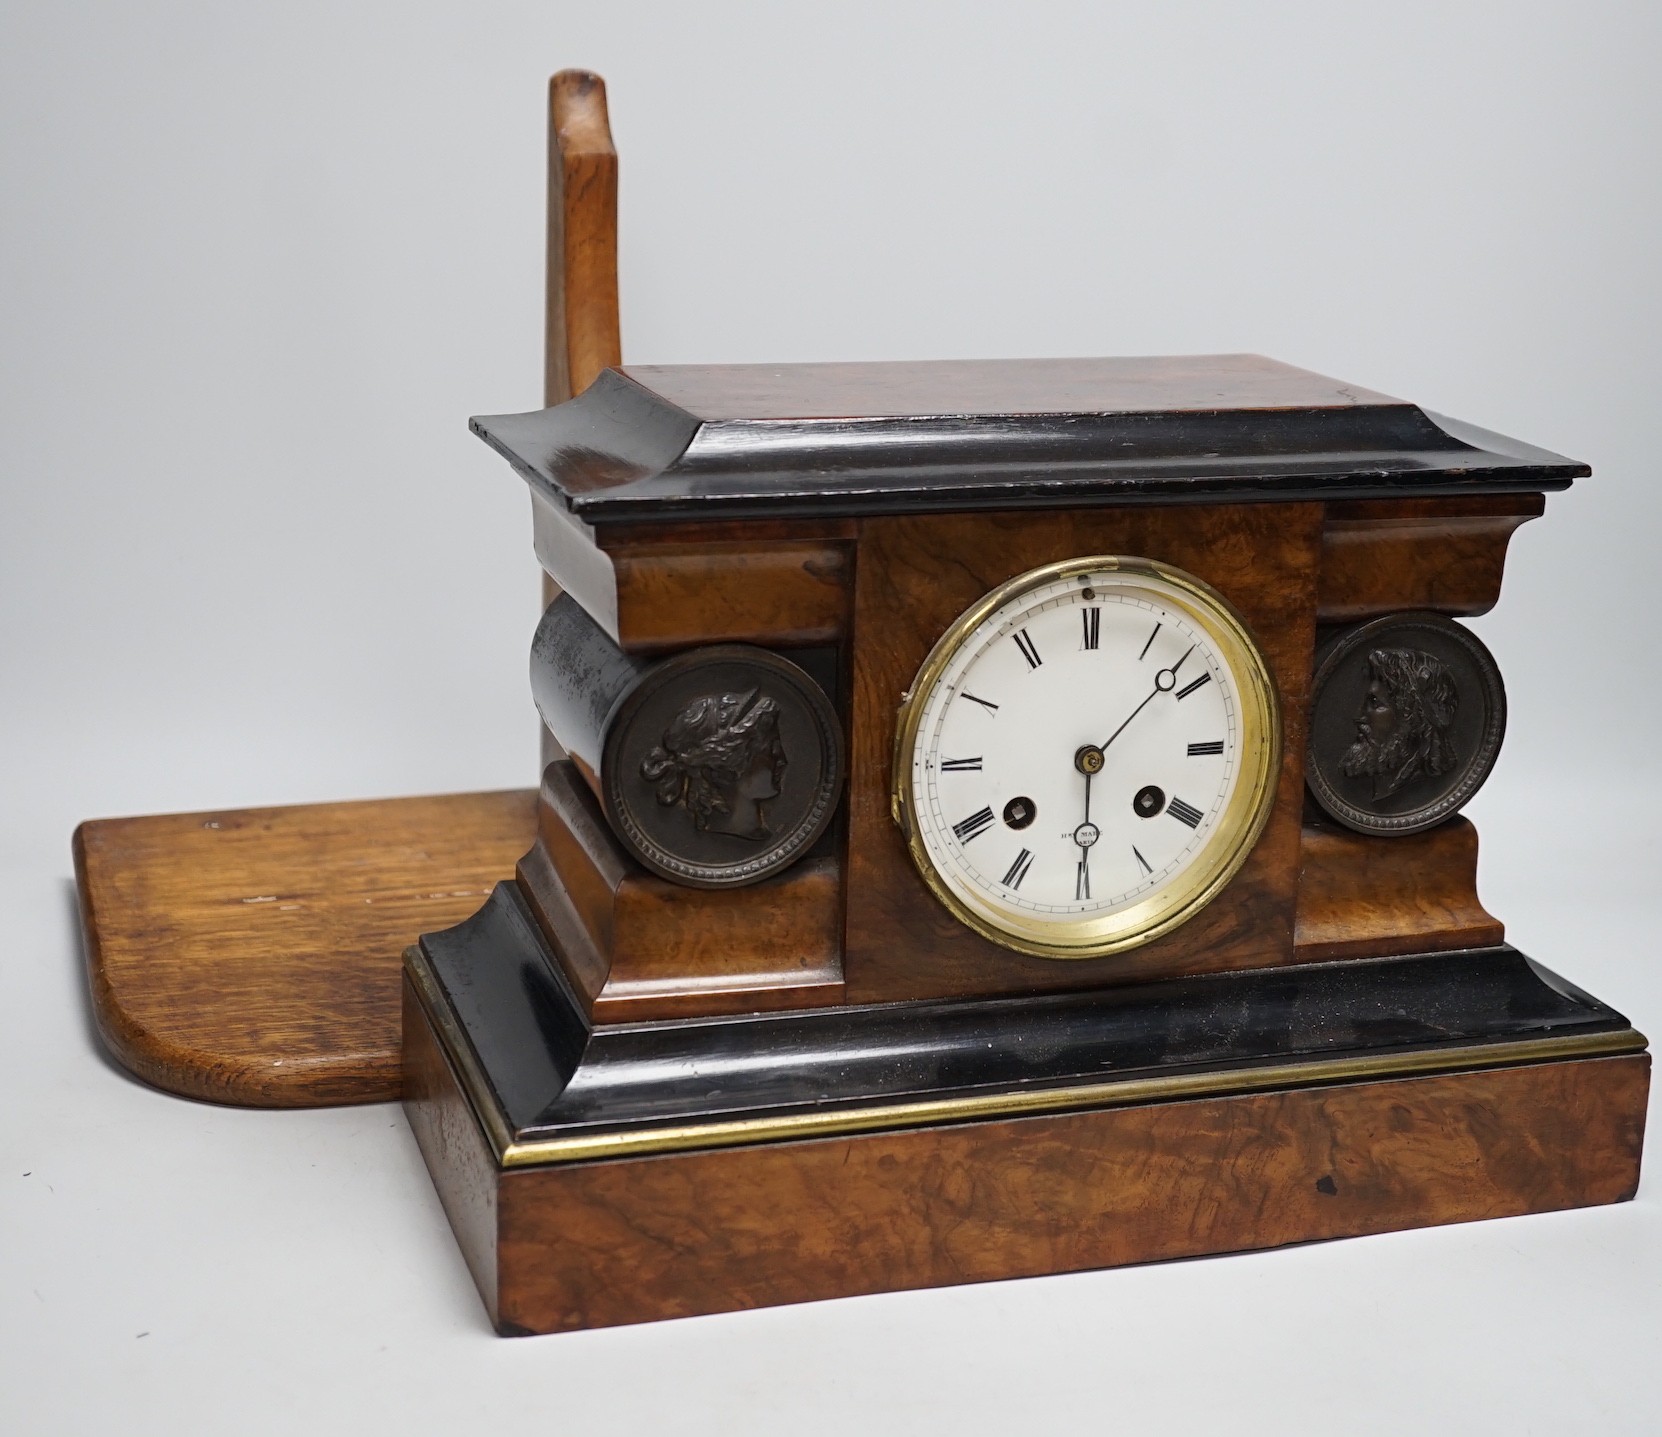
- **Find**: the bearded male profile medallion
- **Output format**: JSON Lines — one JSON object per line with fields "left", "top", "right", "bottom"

{"left": 1306, "top": 612, "right": 1506, "bottom": 836}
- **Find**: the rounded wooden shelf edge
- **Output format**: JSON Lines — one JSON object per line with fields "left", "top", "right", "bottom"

{"left": 72, "top": 789, "right": 540, "bottom": 1109}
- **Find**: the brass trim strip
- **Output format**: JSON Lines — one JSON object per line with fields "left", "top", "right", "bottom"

{"left": 491, "top": 1027, "right": 1646, "bottom": 1168}
{"left": 402, "top": 954, "right": 1648, "bottom": 1170}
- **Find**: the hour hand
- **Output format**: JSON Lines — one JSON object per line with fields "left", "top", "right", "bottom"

{"left": 1071, "top": 811, "right": 1099, "bottom": 900}
{"left": 1073, "top": 817, "right": 1098, "bottom": 901}
{"left": 1072, "top": 750, "right": 1100, "bottom": 900}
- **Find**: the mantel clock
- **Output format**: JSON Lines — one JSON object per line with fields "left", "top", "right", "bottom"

{"left": 399, "top": 352, "right": 1650, "bottom": 1335}
{"left": 62, "top": 71, "right": 1644, "bottom": 1342}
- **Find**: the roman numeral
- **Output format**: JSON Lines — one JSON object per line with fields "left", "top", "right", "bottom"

{"left": 1175, "top": 672, "right": 1212, "bottom": 701}
{"left": 1076, "top": 860, "right": 1091, "bottom": 901}
{"left": 939, "top": 757, "right": 983, "bottom": 771}
{"left": 952, "top": 807, "right": 996, "bottom": 843}
{"left": 1012, "top": 628, "right": 1042, "bottom": 669}
{"left": 1187, "top": 740, "right": 1224, "bottom": 756}
{"left": 1081, "top": 607, "right": 1100, "bottom": 650}
{"left": 1139, "top": 622, "right": 1161, "bottom": 660}
{"left": 1133, "top": 845, "right": 1152, "bottom": 874}
{"left": 1002, "top": 849, "right": 1034, "bottom": 890}
{"left": 1167, "top": 796, "right": 1205, "bottom": 829}
{"left": 959, "top": 691, "right": 999, "bottom": 713}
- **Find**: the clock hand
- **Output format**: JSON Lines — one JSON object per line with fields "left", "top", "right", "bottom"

{"left": 1069, "top": 638, "right": 1196, "bottom": 901}
{"left": 1097, "top": 643, "right": 1196, "bottom": 752}
{"left": 1071, "top": 748, "right": 1102, "bottom": 901}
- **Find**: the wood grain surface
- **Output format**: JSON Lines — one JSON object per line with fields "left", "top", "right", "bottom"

{"left": 1317, "top": 494, "right": 1543, "bottom": 621}
{"left": 75, "top": 790, "right": 537, "bottom": 1106}
{"left": 402, "top": 972, "right": 504, "bottom": 1312}
{"left": 402, "top": 978, "right": 1649, "bottom": 1334}
{"left": 603, "top": 529, "right": 855, "bottom": 652}
{"left": 518, "top": 762, "right": 844, "bottom": 1022}
{"left": 544, "top": 69, "right": 619, "bottom": 407}
{"left": 1294, "top": 816, "right": 1503, "bottom": 963}
{"left": 538, "top": 511, "right": 858, "bottom": 657}
{"left": 620, "top": 354, "right": 1406, "bottom": 421}
{"left": 844, "top": 504, "right": 1323, "bottom": 1003}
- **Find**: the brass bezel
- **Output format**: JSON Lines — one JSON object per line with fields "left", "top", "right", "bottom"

{"left": 891, "top": 555, "right": 1282, "bottom": 960}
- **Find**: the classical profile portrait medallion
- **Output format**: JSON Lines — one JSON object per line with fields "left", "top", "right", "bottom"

{"left": 601, "top": 645, "right": 843, "bottom": 887}
{"left": 1305, "top": 612, "right": 1506, "bottom": 836}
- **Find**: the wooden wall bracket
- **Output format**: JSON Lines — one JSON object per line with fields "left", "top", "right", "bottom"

{"left": 74, "top": 791, "right": 536, "bottom": 1106}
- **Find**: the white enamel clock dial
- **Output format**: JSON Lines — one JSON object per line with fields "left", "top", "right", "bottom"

{"left": 893, "top": 556, "right": 1280, "bottom": 959}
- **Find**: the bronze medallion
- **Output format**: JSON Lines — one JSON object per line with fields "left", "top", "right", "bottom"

{"left": 601, "top": 645, "right": 843, "bottom": 888}
{"left": 1305, "top": 612, "right": 1506, "bottom": 836}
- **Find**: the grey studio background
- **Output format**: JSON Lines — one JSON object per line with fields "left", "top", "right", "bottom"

{"left": 3, "top": 2, "right": 1659, "bottom": 1433}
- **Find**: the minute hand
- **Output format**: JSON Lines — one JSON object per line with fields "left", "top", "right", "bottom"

{"left": 1098, "top": 643, "right": 1195, "bottom": 752}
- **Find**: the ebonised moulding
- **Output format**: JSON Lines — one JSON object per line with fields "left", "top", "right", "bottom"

{"left": 407, "top": 882, "right": 1642, "bottom": 1167}
{"left": 472, "top": 356, "right": 1587, "bottom": 526}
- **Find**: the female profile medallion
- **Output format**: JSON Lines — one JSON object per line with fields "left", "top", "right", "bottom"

{"left": 602, "top": 646, "right": 843, "bottom": 887}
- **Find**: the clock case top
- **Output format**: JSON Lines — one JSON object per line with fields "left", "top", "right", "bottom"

{"left": 466, "top": 350, "right": 1586, "bottom": 1022}
{"left": 471, "top": 354, "right": 1586, "bottom": 526}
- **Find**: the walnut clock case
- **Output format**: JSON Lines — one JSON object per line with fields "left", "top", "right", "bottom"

{"left": 401, "top": 353, "right": 1649, "bottom": 1335}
